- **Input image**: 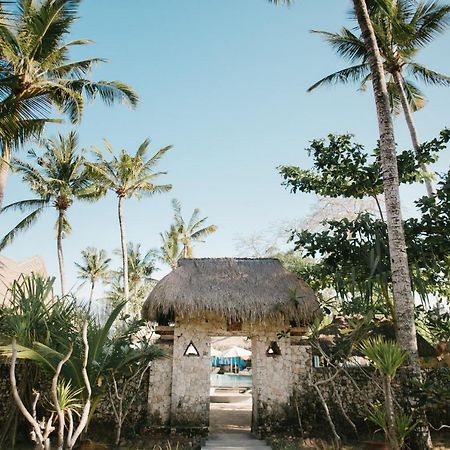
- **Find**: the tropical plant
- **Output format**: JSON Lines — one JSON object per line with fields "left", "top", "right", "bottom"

{"left": 361, "top": 337, "right": 409, "bottom": 450}
{"left": 172, "top": 199, "right": 218, "bottom": 258}
{"left": 104, "top": 318, "right": 163, "bottom": 445}
{"left": 1, "top": 132, "right": 98, "bottom": 295}
{"left": 75, "top": 247, "right": 111, "bottom": 309}
{"left": 0, "top": 274, "right": 81, "bottom": 448}
{"left": 86, "top": 139, "right": 172, "bottom": 301}
{"left": 307, "top": 0, "right": 450, "bottom": 196}
{"left": 0, "top": 275, "right": 163, "bottom": 439}
{"left": 0, "top": 0, "right": 138, "bottom": 208}
{"left": 9, "top": 321, "right": 92, "bottom": 450}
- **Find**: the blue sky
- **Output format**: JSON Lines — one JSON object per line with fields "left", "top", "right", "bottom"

{"left": 3, "top": 0, "right": 450, "bottom": 296}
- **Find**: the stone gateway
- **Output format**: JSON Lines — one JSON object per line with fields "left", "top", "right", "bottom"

{"left": 142, "top": 258, "right": 321, "bottom": 435}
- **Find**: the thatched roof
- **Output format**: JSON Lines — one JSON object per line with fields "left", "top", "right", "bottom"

{"left": 142, "top": 258, "right": 320, "bottom": 323}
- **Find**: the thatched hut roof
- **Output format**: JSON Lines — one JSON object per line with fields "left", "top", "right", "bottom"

{"left": 0, "top": 255, "right": 47, "bottom": 305}
{"left": 142, "top": 258, "right": 320, "bottom": 323}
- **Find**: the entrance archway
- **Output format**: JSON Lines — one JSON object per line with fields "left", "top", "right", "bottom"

{"left": 143, "top": 258, "right": 319, "bottom": 434}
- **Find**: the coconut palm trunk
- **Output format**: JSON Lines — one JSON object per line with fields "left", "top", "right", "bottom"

{"left": 392, "top": 70, "right": 434, "bottom": 196}
{"left": 57, "top": 209, "right": 67, "bottom": 296}
{"left": 0, "top": 143, "right": 11, "bottom": 209}
{"left": 352, "top": 1, "right": 431, "bottom": 449}
{"left": 88, "top": 281, "right": 95, "bottom": 311}
{"left": 117, "top": 196, "right": 129, "bottom": 302}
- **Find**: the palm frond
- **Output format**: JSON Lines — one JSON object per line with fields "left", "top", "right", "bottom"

{"left": 0, "top": 207, "right": 45, "bottom": 250}
{"left": 308, "top": 64, "right": 370, "bottom": 91}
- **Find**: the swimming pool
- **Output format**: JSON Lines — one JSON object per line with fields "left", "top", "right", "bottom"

{"left": 210, "top": 373, "right": 252, "bottom": 388}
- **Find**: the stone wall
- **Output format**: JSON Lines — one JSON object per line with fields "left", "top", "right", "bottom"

{"left": 251, "top": 331, "right": 292, "bottom": 432}
{"left": 170, "top": 321, "right": 211, "bottom": 430}
{"left": 148, "top": 340, "right": 174, "bottom": 427}
{"left": 145, "top": 316, "right": 312, "bottom": 434}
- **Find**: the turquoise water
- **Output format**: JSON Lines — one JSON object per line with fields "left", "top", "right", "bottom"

{"left": 211, "top": 373, "right": 252, "bottom": 388}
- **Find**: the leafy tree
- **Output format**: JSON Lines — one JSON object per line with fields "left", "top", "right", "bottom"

{"left": 308, "top": 0, "right": 450, "bottom": 196}
{"left": 75, "top": 247, "right": 111, "bottom": 309}
{"left": 87, "top": 139, "right": 172, "bottom": 302}
{"left": 172, "top": 199, "right": 217, "bottom": 258}
{"left": 1, "top": 132, "right": 98, "bottom": 295}
{"left": 0, "top": 0, "right": 138, "bottom": 208}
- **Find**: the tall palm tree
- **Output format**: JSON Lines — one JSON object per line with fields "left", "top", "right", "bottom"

{"left": 0, "top": 131, "right": 98, "bottom": 295}
{"left": 87, "top": 139, "right": 172, "bottom": 302}
{"left": 0, "top": 0, "right": 139, "bottom": 208}
{"left": 172, "top": 199, "right": 217, "bottom": 258}
{"left": 75, "top": 247, "right": 111, "bottom": 309}
{"left": 270, "top": 0, "right": 431, "bottom": 447}
{"left": 307, "top": 0, "right": 450, "bottom": 196}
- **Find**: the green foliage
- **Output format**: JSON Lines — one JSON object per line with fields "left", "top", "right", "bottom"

{"left": 0, "top": 0, "right": 137, "bottom": 147}
{"left": 0, "top": 274, "right": 80, "bottom": 348}
{"left": 172, "top": 198, "right": 218, "bottom": 259}
{"left": 0, "top": 275, "right": 163, "bottom": 431}
{"left": 157, "top": 200, "right": 217, "bottom": 268}
{"left": 1, "top": 132, "right": 99, "bottom": 250}
{"left": 280, "top": 130, "right": 450, "bottom": 310}
{"left": 367, "top": 402, "right": 416, "bottom": 446}
{"left": 279, "top": 132, "right": 447, "bottom": 199}
{"left": 308, "top": 0, "right": 450, "bottom": 113}
{"left": 360, "top": 337, "right": 407, "bottom": 378}
{"left": 87, "top": 139, "right": 172, "bottom": 200}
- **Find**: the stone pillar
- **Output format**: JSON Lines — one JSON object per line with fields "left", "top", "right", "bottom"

{"left": 170, "top": 321, "right": 210, "bottom": 431}
{"left": 290, "top": 328, "right": 312, "bottom": 388}
{"left": 251, "top": 331, "right": 292, "bottom": 434}
{"left": 147, "top": 327, "right": 174, "bottom": 429}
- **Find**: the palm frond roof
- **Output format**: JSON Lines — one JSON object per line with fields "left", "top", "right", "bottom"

{"left": 142, "top": 258, "right": 320, "bottom": 323}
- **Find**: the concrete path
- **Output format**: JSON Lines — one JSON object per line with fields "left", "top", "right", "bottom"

{"left": 203, "top": 392, "right": 271, "bottom": 449}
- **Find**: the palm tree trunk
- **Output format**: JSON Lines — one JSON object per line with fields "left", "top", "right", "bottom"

{"left": 352, "top": 1, "right": 432, "bottom": 449}
{"left": 0, "top": 142, "right": 11, "bottom": 210}
{"left": 118, "top": 196, "right": 129, "bottom": 301}
{"left": 392, "top": 70, "right": 434, "bottom": 197}
{"left": 88, "top": 281, "right": 95, "bottom": 311}
{"left": 57, "top": 209, "right": 67, "bottom": 296}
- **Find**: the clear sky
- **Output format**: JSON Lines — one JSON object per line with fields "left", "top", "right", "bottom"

{"left": 3, "top": 0, "right": 450, "bottom": 296}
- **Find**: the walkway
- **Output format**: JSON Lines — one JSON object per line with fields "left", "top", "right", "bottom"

{"left": 202, "top": 391, "right": 271, "bottom": 450}
{"left": 202, "top": 432, "right": 271, "bottom": 450}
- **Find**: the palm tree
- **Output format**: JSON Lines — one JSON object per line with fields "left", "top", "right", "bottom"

{"left": 0, "top": 0, "right": 138, "bottom": 208}
{"left": 0, "top": 131, "right": 98, "bottom": 295}
{"left": 158, "top": 224, "right": 182, "bottom": 270}
{"left": 307, "top": 0, "right": 450, "bottom": 197}
{"left": 127, "top": 243, "right": 156, "bottom": 290}
{"left": 75, "top": 247, "right": 111, "bottom": 309}
{"left": 87, "top": 139, "right": 172, "bottom": 302}
{"left": 172, "top": 199, "right": 217, "bottom": 258}
{"left": 270, "top": 0, "right": 431, "bottom": 447}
